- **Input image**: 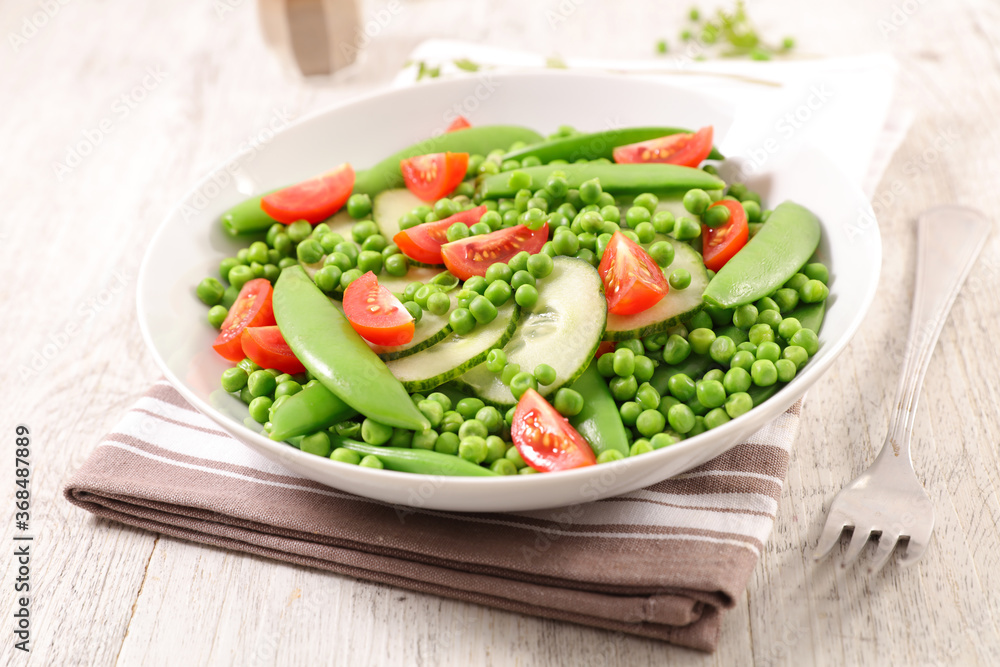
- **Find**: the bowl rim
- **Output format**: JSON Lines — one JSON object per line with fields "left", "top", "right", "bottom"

{"left": 137, "top": 72, "right": 881, "bottom": 495}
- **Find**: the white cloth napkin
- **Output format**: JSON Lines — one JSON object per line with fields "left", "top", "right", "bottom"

{"left": 394, "top": 39, "right": 910, "bottom": 197}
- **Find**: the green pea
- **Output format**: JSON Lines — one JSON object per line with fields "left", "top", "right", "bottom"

{"left": 220, "top": 367, "right": 249, "bottom": 393}
{"left": 610, "top": 375, "right": 639, "bottom": 401}
{"left": 490, "top": 458, "right": 518, "bottom": 475}
{"left": 481, "top": 350, "right": 506, "bottom": 375}
{"left": 783, "top": 272, "right": 808, "bottom": 292}
{"left": 501, "top": 363, "right": 521, "bottom": 386}
{"left": 650, "top": 432, "right": 676, "bottom": 449}
{"left": 597, "top": 353, "right": 616, "bottom": 378}
{"left": 799, "top": 279, "right": 829, "bottom": 303}
{"left": 619, "top": 401, "right": 641, "bottom": 426}
{"left": 703, "top": 369, "right": 724, "bottom": 385}
{"left": 732, "top": 304, "right": 758, "bottom": 330}
{"left": 756, "top": 341, "right": 782, "bottom": 363}
{"left": 575, "top": 247, "right": 598, "bottom": 266}
{"left": 613, "top": 348, "right": 635, "bottom": 377}
{"left": 772, "top": 288, "right": 799, "bottom": 313}
{"left": 448, "top": 307, "right": 475, "bottom": 334}
{"left": 439, "top": 411, "right": 463, "bottom": 434}
{"left": 274, "top": 380, "right": 302, "bottom": 400}
{"left": 597, "top": 449, "right": 626, "bottom": 464}
{"left": 510, "top": 372, "right": 538, "bottom": 399}
{"left": 403, "top": 301, "right": 423, "bottom": 323}
{"left": 219, "top": 257, "right": 242, "bottom": 282}
{"left": 277, "top": 257, "right": 298, "bottom": 270}
{"left": 803, "top": 262, "right": 829, "bottom": 284}
{"left": 227, "top": 265, "right": 253, "bottom": 291}
{"left": 353, "top": 250, "right": 381, "bottom": 274}
{"left": 775, "top": 358, "right": 797, "bottom": 383}
{"left": 777, "top": 317, "right": 802, "bottom": 340}
{"left": 783, "top": 345, "right": 809, "bottom": 369}
{"left": 748, "top": 323, "right": 775, "bottom": 346}
{"left": 476, "top": 407, "right": 503, "bottom": 434}
{"left": 551, "top": 388, "right": 583, "bottom": 417}
{"left": 525, "top": 363, "right": 554, "bottom": 386}
{"left": 466, "top": 295, "right": 497, "bottom": 325}
{"left": 417, "top": 399, "right": 444, "bottom": 428}
{"left": 672, "top": 216, "right": 701, "bottom": 240}
{"left": 704, "top": 408, "right": 731, "bottom": 430}
{"left": 790, "top": 328, "right": 820, "bottom": 355}
{"left": 667, "top": 373, "right": 696, "bottom": 401}
{"left": 633, "top": 355, "right": 655, "bottom": 383}
{"left": 329, "top": 447, "right": 361, "bottom": 465}
{"left": 579, "top": 178, "right": 603, "bottom": 205}
{"left": 633, "top": 192, "right": 658, "bottom": 213}
{"left": 628, "top": 439, "right": 652, "bottom": 456}
{"left": 688, "top": 328, "right": 716, "bottom": 355}
{"left": 509, "top": 270, "right": 535, "bottom": 292}
{"left": 247, "top": 370, "right": 276, "bottom": 398}
{"left": 669, "top": 268, "right": 692, "bottom": 290}
{"left": 410, "top": 429, "right": 438, "bottom": 451}
{"left": 696, "top": 380, "right": 727, "bottom": 409}
{"left": 354, "top": 454, "right": 382, "bottom": 469}
{"left": 208, "top": 305, "right": 229, "bottom": 329}
{"left": 647, "top": 241, "right": 675, "bottom": 267}
{"left": 430, "top": 432, "right": 458, "bottom": 456}
{"left": 248, "top": 396, "right": 273, "bottom": 423}
{"left": 360, "top": 234, "right": 387, "bottom": 253}
{"left": 551, "top": 230, "right": 579, "bottom": 256}
{"left": 636, "top": 383, "right": 661, "bottom": 411}
{"left": 451, "top": 397, "right": 483, "bottom": 421}
{"left": 283, "top": 220, "right": 309, "bottom": 243}
{"left": 725, "top": 392, "right": 754, "bottom": 419}
{"left": 514, "top": 284, "right": 539, "bottom": 310}
{"left": 651, "top": 210, "right": 676, "bottom": 234}
{"left": 751, "top": 359, "right": 778, "bottom": 386}
{"left": 702, "top": 204, "right": 731, "bottom": 229}
{"left": 458, "top": 419, "right": 489, "bottom": 441}
{"left": 503, "top": 445, "right": 526, "bottom": 469}
{"left": 756, "top": 309, "right": 783, "bottom": 330}
{"left": 526, "top": 253, "right": 553, "bottom": 279}
{"left": 376, "top": 253, "right": 405, "bottom": 278}
{"left": 667, "top": 403, "right": 696, "bottom": 434}
{"left": 425, "top": 392, "right": 452, "bottom": 412}
{"left": 683, "top": 189, "right": 711, "bottom": 216}
{"left": 325, "top": 252, "right": 352, "bottom": 273}
{"left": 709, "top": 336, "right": 736, "bottom": 365}
{"left": 619, "top": 339, "right": 644, "bottom": 355}
{"left": 661, "top": 335, "right": 691, "bottom": 364}
{"left": 482, "top": 263, "right": 511, "bottom": 285}
{"left": 723, "top": 367, "right": 752, "bottom": 394}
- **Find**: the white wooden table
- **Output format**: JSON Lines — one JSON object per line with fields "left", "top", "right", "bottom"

{"left": 3, "top": 0, "right": 1000, "bottom": 664}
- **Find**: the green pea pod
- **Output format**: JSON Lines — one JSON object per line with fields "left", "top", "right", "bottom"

{"left": 502, "top": 127, "right": 724, "bottom": 164}
{"left": 221, "top": 193, "right": 278, "bottom": 236}
{"left": 568, "top": 363, "right": 629, "bottom": 457}
{"left": 352, "top": 125, "right": 545, "bottom": 196}
{"left": 269, "top": 382, "right": 357, "bottom": 442}
{"left": 272, "top": 266, "right": 430, "bottom": 431}
{"left": 479, "top": 163, "right": 725, "bottom": 199}
{"left": 330, "top": 437, "right": 498, "bottom": 476}
{"left": 713, "top": 325, "right": 749, "bottom": 345}
{"left": 649, "top": 354, "right": 714, "bottom": 397}
{"left": 702, "top": 201, "right": 821, "bottom": 309}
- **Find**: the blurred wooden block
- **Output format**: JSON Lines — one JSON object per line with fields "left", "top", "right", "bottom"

{"left": 259, "top": 0, "right": 360, "bottom": 76}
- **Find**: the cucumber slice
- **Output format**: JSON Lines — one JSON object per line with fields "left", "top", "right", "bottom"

{"left": 386, "top": 301, "right": 520, "bottom": 392}
{"left": 602, "top": 235, "right": 708, "bottom": 341}
{"left": 458, "top": 257, "right": 605, "bottom": 407}
{"left": 368, "top": 294, "right": 454, "bottom": 360}
{"left": 373, "top": 188, "right": 425, "bottom": 240}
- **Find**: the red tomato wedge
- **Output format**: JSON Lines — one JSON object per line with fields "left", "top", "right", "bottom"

{"left": 342, "top": 271, "right": 415, "bottom": 346}
{"left": 446, "top": 116, "right": 472, "bottom": 132}
{"left": 440, "top": 223, "right": 549, "bottom": 280}
{"left": 597, "top": 232, "right": 670, "bottom": 315}
{"left": 612, "top": 126, "right": 714, "bottom": 168}
{"left": 702, "top": 200, "right": 749, "bottom": 273}
{"left": 511, "top": 389, "right": 597, "bottom": 472}
{"left": 213, "top": 279, "right": 276, "bottom": 362}
{"left": 261, "top": 163, "right": 355, "bottom": 224}
{"left": 393, "top": 205, "right": 486, "bottom": 265}
{"left": 400, "top": 152, "right": 469, "bottom": 202}
{"left": 240, "top": 326, "right": 306, "bottom": 375}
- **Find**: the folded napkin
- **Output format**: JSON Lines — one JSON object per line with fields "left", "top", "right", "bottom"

{"left": 66, "top": 381, "right": 799, "bottom": 651}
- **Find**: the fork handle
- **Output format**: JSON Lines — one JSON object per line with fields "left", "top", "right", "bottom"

{"left": 883, "top": 206, "right": 991, "bottom": 463}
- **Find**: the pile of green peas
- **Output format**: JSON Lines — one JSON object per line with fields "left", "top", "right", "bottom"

{"left": 219, "top": 357, "right": 312, "bottom": 425}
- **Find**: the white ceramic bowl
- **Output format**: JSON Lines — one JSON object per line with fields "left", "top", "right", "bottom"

{"left": 138, "top": 72, "right": 880, "bottom": 512}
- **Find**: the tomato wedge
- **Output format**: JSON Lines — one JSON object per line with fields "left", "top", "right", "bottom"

{"left": 393, "top": 205, "right": 486, "bottom": 265}
{"left": 213, "top": 279, "right": 276, "bottom": 362}
{"left": 446, "top": 116, "right": 471, "bottom": 132}
{"left": 261, "top": 163, "right": 355, "bottom": 224}
{"left": 440, "top": 223, "right": 549, "bottom": 280}
{"left": 342, "top": 271, "right": 414, "bottom": 346}
{"left": 240, "top": 326, "right": 306, "bottom": 374}
{"left": 612, "top": 126, "right": 714, "bottom": 168}
{"left": 702, "top": 200, "right": 749, "bottom": 273}
{"left": 400, "top": 152, "right": 469, "bottom": 202}
{"left": 597, "top": 231, "right": 669, "bottom": 315}
{"left": 511, "top": 389, "right": 596, "bottom": 472}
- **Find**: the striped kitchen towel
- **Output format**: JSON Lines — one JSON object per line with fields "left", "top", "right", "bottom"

{"left": 64, "top": 380, "right": 799, "bottom": 652}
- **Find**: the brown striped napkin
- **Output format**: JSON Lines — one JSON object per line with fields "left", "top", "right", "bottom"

{"left": 64, "top": 380, "right": 799, "bottom": 652}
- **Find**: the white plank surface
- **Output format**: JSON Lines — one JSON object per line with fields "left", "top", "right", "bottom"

{"left": 2, "top": 0, "right": 1000, "bottom": 664}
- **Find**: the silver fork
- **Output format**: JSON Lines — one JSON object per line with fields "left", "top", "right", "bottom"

{"left": 813, "top": 205, "right": 992, "bottom": 572}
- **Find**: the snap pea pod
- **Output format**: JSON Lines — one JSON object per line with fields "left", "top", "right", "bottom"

{"left": 568, "top": 363, "right": 630, "bottom": 457}
{"left": 221, "top": 193, "right": 277, "bottom": 236}
{"left": 479, "top": 163, "right": 725, "bottom": 199}
{"left": 269, "top": 382, "right": 357, "bottom": 442}
{"left": 502, "top": 127, "right": 724, "bottom": 164}
{"left": 272, "top": 266, "right": 430, "bottom": 431}
{"left": 702, "top": 201, "right": 821, "bottom": 309}
{"left": 352, "top": 125, "right": 545, "bottom": 196}
{"left": 649, "top": 354, "right": 714, "bottom": 397}
{"left": 329, "top": 437, "right": 499, "bottom": 476}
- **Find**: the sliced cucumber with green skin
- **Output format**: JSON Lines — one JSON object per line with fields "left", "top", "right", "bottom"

{"left": 386, "top": 301, "right": 520, "bottom": 392}
{"left": 369, "top": 295, "right": 454, "bottom": 360}
{"left": 372, "top": 188, "right": 425, "bottom": 241}
{"left": 458, "top": 257, "right": 606, "bottom": 407}
{"left": 603, "top": 236, "right": 708, "bottom": 341}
